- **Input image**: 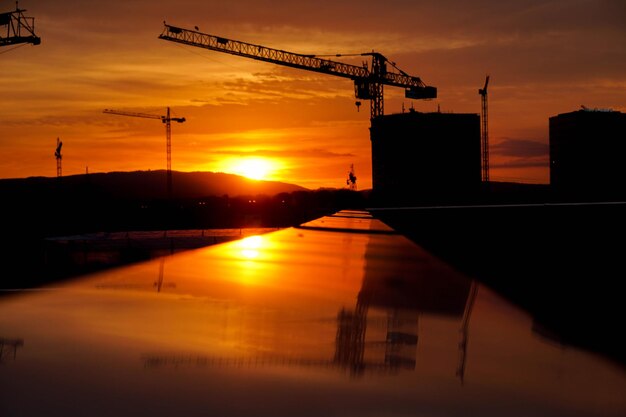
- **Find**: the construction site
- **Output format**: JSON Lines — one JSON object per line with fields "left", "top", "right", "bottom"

{"left": 157, "top": 24, "right": 625, "bottom": 207}
{"left": 1, "top": 6, "right": 625, "bottom": 417}
{"left": 7, "top": 8, "right": 618, "bottom": 206}
{"left": 132, "top": 23, "right": 626, "bottom": 374}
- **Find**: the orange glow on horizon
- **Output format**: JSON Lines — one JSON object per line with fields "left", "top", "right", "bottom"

{"left": 1, "top": 1, "right": 623, "bottom": 188}
{"left": 216, "top": 157, "right": 283, "bottom": 181}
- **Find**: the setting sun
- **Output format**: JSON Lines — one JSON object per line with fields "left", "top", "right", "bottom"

{"left": 228, "top": 158, "right": 275, "bottom": 181}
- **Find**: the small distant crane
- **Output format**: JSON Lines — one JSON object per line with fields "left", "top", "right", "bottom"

{"left": 0, "top": 2, "right": 41, "bottom": 47}
{"left": 103, "top": 107, "right": 185, "bottom": 198}
{"left": 54, "top": 137, "right": 62, "bottom": 177}
{"left": 478, "top": 75, "right": 490, "bottom": 183}
{"left": 346, "top": 164, "right": 357, "bottom": 191}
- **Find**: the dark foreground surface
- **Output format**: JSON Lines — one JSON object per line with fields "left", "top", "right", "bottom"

{"left": 371, "top": 201, "right": 626, "bottom": 366}
{"left": 0, "top": 187, "right": 366, "bottom": 289}
{"left": 1, "top": 210, "right": 624, "bottom": 417}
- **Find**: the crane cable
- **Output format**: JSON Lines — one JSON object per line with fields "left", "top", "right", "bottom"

{"left": 167, "top": 40, "right": 250, "bottom": 72}
{"left": 0, "top": 43, "right": 28, "bottom": 55}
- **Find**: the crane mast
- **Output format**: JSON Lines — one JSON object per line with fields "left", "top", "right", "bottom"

{"left": 103, "top": 107, "right": 185, "bottom": 197}
{"left": 346, "top": 164, "right": 357, "bottom": 191}
{"left": 158, "top": 24, "right": 436, "bottom": 120}
{"left": 54, "top": 137, "right": 62, "bottom": 177}
{"left": 478, "top": 75, "right": 490, "bottom": 182}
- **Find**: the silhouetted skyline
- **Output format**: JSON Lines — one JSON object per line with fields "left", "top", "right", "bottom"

{"left": 1, "top": 0, "right": 624, "bottom": 188}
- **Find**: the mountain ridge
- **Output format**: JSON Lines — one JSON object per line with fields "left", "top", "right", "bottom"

{"left": 0, "top": 169, "right": 309, "bottom": 200}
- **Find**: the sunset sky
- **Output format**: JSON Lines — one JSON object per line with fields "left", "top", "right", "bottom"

{"left": 1, "top": 0, "right": 624, "bottom": 189}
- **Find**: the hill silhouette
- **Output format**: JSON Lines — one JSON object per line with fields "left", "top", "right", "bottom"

{"left": 0, "top": 169, "right": 331, "bottom": 238}
{"left": 0, "top": 169, "right": 308, "bottom": 201}
{"left": 0, "top": 169, "right": 367, "bottom": 289}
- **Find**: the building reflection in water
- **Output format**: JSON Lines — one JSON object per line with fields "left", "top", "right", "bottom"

{"left": 0, "top": 338, "right": 24, "bottom": 362}
{"left": 333, "top": 234, "right": 479, "bottom": 380}
{"left": 1, "top": 211, "right": 625, "bottom": 417}
{"left": 140, "top": 229, "right": 480, "bottom": 383}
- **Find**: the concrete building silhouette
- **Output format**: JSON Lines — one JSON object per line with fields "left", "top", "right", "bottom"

{"left": 370, "top": 111, "right": 481, "bottom": 205}
{"left": 549, "top": 108, "right": 626, "bottom": 200}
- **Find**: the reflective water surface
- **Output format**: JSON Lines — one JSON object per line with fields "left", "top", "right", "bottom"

{"left": 1, "top": 211, "right": 625, "bottom": 416}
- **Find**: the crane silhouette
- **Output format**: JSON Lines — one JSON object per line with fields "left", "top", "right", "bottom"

{"left": 346, "top": 164, "right": 357, "bottom": 191}
{"left": 0, "top": 2, "right": 40, "bottom": 47}
{"left": 103, "top": 107, "right": 185, "bottom": 198}
{"left": 54, "top": 137, "right": 62, "bottom": 177}
{"left": 158, "top": 23, "right": 436, "bottom": 120}
{"left": 479, "top": 75, "right": 490, "bottom": 182}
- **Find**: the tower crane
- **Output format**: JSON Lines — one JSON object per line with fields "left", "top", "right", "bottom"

{"left": 478, "top": 75, "right": 490, "bottom": 182}
{"left": 54, "top": 137, "right": 62, "bottom": 177}
{"left": 346, "top": 164, "right": 357, "bottom": 191}
{"left": 158, "top": 23, "right": 436, "bottom": 120}
{"left": 103, "top": 107, "right": 186, "bottom": 197}
{"left": 0, "top": 2, "right": 40, "bottom": 47}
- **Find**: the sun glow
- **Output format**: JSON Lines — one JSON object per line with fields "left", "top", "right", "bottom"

{"left": 237, "top": 235, "right": 265, "bottom": 260}
{"left": 226, "top": 158, "right": 276, "bottom": 181}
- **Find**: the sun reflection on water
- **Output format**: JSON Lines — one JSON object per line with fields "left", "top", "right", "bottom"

{"left": 230, "top": 235, "right": 271, "bottom": 286}
{"left": 237, "top": 235, "right": 264, "bottom": 260}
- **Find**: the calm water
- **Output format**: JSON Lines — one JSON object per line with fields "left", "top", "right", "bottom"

{"left": 1, "top": 211, "right": 624, "bottom": 416}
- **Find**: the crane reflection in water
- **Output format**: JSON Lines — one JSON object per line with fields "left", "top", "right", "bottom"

{"left": 142, "top": 232, "right": 480, "bottom": 382}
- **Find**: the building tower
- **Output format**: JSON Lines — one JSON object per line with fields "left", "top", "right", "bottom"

{"left": 369, "top": 111, "right": 481, "bottom": 205}
{"left": 549, "top": 107, "right": 626, "bottom": 200}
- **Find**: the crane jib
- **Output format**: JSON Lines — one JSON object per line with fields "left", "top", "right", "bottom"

{"left": 160, "top": 29, "right": 366, "bottom": 81}
{"left": 159, "top": 25, "right": 435, "bottom": 91}
{"left": 159, "top": 24, "right": 436, "bottom": 118}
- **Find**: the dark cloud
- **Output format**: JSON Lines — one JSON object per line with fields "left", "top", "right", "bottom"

{"left": 491, "top": 138, "right": 548, "bottom": 158}
{"left": 491, "top": 158, "right": 548, "bottom": 169}
{"left": 490, "top": 138, "right": 549, "bottom": 169}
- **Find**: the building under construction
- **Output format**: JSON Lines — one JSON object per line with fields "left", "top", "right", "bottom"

{"left": 549, "top": 108, "right": 626, "bottom": 200}
{"left": 370, "top": 111, "right": 481, "bottom": 205}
